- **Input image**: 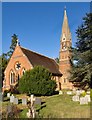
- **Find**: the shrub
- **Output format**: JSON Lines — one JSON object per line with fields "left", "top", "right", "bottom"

{"left": 18, "top": 66, "right": 56, "bottom": 96}
{"left": 80, "top": 91, "right": 86, "bottom": 97}
{"left": 3, "top": 90, "right": 10, "bottom": 97}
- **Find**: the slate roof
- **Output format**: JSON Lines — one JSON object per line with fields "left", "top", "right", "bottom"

{"left": 21, "top": 47, "right": 62, "bottom": 76}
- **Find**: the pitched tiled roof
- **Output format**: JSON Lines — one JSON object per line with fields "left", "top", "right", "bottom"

{"left": 21, "top": 47, "right": 62, "bottom": 76}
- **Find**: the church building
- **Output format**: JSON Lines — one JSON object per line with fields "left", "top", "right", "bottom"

{"left": 3, "top": 8, "right": 73, "bottom": 91}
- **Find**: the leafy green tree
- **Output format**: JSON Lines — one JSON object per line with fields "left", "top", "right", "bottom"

{"left": 18, "top": 66, "right": 56, "bottom": 96}
{"left": 70, "top": 13, "right": 92, "bottom": 89}
{"left": 7, "top": 34, "right": 18, "bottom": 58}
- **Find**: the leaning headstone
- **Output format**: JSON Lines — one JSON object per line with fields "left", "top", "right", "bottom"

{"left": 72, "top": 95, "right": 79, "bottom": 102}
{"left": 85, "top": 95, "right": 91, "bottom": 102}
{"left": 80, "top": 97, "right": 88, "bottom": 105}
{"left": 14, "top": 97, "right": 18, "bottom": 104}
{"left": 10, "top": 94, "right": 14, "bottom": 103}
{"left": 7, "top": 93, "right": 10, "bottom": 98}
{"left": 22, "top": 98, "right": 27, "bottom": 105}
{"left": 34, "top": 98, "right": 41, "bottom": 105}
{"left": 59, "top": 90, "right": 63, "bottom": 95}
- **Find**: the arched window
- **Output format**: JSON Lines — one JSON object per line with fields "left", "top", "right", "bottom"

{"left": 10, "top": 70, "right": 15, "bottom": 84}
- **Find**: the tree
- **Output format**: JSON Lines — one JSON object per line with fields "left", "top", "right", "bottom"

{"left": 70, "top": 13, "right": 92, "bottom": 89}
{"left": 18, "top": 66, "right": 56, "bottom": 96}
{"left": 7, "top": 34, "right": 18, "bottom": 58}
{"left": 0, "top": 54, "right": 8, "bottom": 89}
{"left": 0, "top": 54, "right": 8, "bottom": 80}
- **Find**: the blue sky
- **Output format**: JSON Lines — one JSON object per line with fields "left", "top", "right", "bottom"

{"left": 2, "top": 2, "right": 90, "bottom": 58}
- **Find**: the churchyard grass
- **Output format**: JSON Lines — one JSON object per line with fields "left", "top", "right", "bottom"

{"left": 39, "top": 94, "right": 90, "bottom": 118}
{"left": 2, "top": 93, "right": 90, "bottom": 118}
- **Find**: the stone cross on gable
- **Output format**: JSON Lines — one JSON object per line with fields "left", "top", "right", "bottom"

{"left": 16, "top": 39, "right": 19, "bottom": 46}
{"left": 16, "top": 39, "right": 20, "bottom": 46}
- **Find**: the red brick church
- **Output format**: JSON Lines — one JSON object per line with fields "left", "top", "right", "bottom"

{"left": 3, "top": 8, "right": 73, "bottom": 91}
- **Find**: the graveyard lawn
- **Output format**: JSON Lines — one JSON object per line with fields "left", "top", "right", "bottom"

{"left": 39, "top": 94, "right": 90, "bottom": 118}
{"left": 2, "top": 93, "right": 90, "bottom": 118}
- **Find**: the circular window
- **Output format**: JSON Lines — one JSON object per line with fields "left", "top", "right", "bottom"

{"left": 15, "top": 62, "right": 21, "bottom": 70}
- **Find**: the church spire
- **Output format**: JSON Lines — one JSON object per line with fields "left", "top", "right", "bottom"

{"left": 61, "top": 7, "right": 71, "bottom": 40}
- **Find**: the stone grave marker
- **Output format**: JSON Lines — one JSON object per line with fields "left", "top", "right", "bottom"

{"left": 76, "top": 90, "right": 81, "bottom": 96}
{"left": 86, "top": 91, "right": 90, "bottom": 94}
{"left": 85, "top": 95, "right": 91, "bottom": 102}
{"left": 72, "top": 95, "right": 79, "bottom": 102}
{"left": 7, "top": 104, "right": 12, "bottom": 114}
{"left": 26, "top": 109, "right": 31, "bottom": 118}
{"left": 7, "top": 93, "right": 10, "bottom": 98}
{"left": 22, "top": 98, "right": 27, "bottom": 105}
{"left": 67, "top": 91, "right": 72, "bottom": 95}
{"left": 10, "top": 94, "right": 14, "bottom": 103}
{"left": 59, "top": 90, "right": 63, "bottom": 95}
{"left": 14, "top": 97, "right": 18, "bottom": 104}
{"left": 80, "top": 97, "right": 88, "bottom": 105}
{"left": 34, "top": 98, "right": 41, "bottom": 105}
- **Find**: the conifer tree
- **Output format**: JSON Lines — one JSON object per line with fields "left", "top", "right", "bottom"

{"left": 7, "top": 34, "right": 18, "bottom": 58}
{"left": 70, "top": 13, "right": 92, "bottom": 89}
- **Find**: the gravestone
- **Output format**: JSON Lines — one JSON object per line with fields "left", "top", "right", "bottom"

{"left": 72, "top": 95, "right": 79, "bottom": 102}
{"left": 22, "top": 98, "right": 27, "bottom": 105}
{"left": 10, "top": 94, "right": 14, "bottom": 103}
{"left": 7, "top": 104, "right": 12, "bottom": 114}
{"left": 76, "top": 90, "right": 80, "bottom": 96}
{"left": 86, "top": 91, "right": 90, "bottom": 94}
{"left": 59, "top": 90, "right": 63, "bottom": 95}
{"left": 34, "top": 98, "right": 41, "bottom": 105}
{"left": 14, "top": 97, "right": 18, "bottom": 104}
{"left": 7, "top": 93, "right": 10, "bottom": 98}
{"left": 85, "top": 95, "right": 91, "bottom": 102}
{"left": 26, "top": 109, "right": 31, "bottom": 118}
{"left": 67, "top": 91, "right": 72, "bottom": 95}
{"left": 80, "top": 97, "right": 88, "bottom": 105}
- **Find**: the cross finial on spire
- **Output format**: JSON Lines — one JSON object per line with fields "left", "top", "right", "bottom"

{"left": 64, "top": 6, "right": 66, "bottom": 10}
{"left": 64, "top": 6, "right": 66, "bottom": 15}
